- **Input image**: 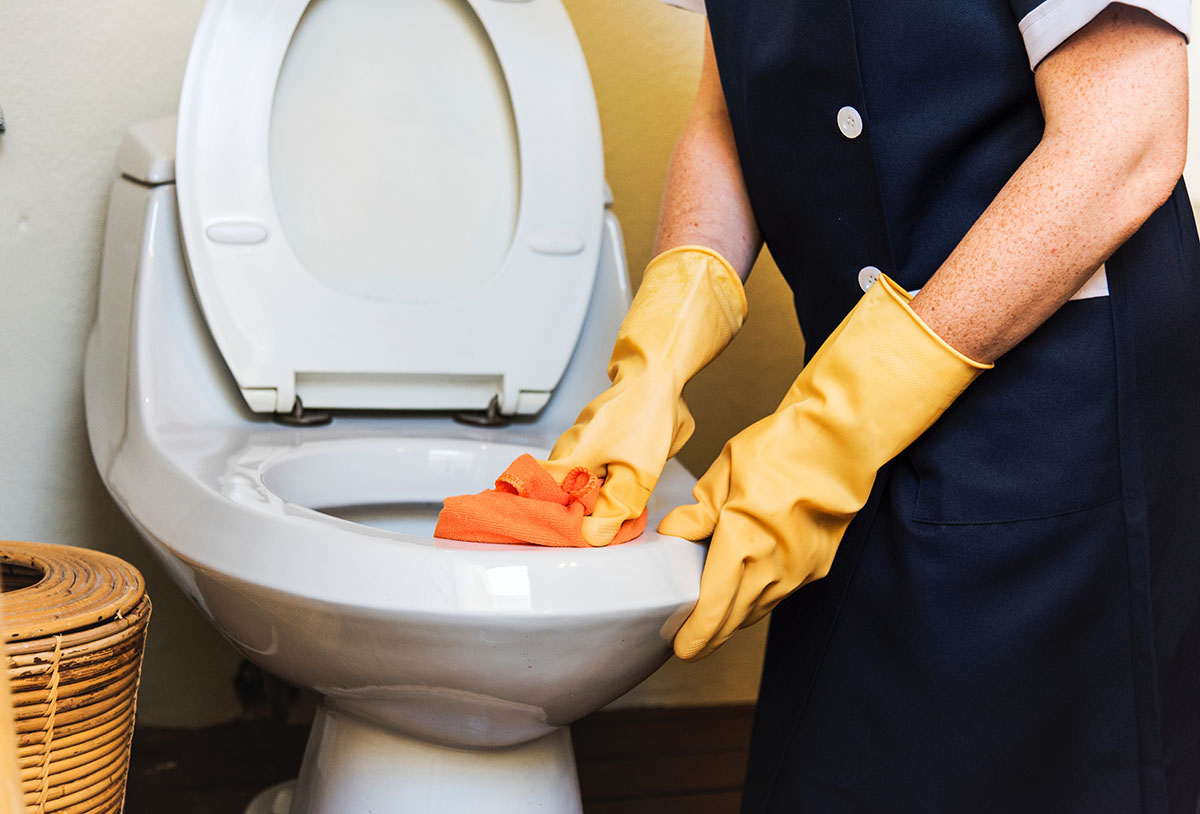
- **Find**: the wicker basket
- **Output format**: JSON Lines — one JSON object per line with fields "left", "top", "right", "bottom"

{"left": 1, "top": 541, "right": 150, "bottom": 814}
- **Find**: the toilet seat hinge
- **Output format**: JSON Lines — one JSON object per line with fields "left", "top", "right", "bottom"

{"left": 454, "top": 395, "right": 510, "bottom": 428}
{"left": 273, "top": 397, "right": 332, "bottom": 427}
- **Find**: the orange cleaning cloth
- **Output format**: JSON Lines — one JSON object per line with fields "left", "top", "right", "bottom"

{"left": 434, "top": 454, "right": 647, "bottom": 547}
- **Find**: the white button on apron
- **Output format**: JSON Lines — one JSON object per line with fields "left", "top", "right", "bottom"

{"left": 837, "top": 106, "right": 863, "bottom": 139}
{"left": 858, "top": 265, "right": 881, "bottom": 292}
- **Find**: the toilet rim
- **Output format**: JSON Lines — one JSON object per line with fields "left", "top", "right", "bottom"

{"left": 248, "top": 435, "right": 555, "bottom": 518}
{"left": 226, "top": 433, "right": 700, "bottom": 555}
{"left": 117, "top": 426, "right": 707, "bottom": 618}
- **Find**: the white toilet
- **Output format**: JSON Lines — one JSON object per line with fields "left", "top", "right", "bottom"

{"left": 83, "top": 0, "right": 707, "bottom": 811}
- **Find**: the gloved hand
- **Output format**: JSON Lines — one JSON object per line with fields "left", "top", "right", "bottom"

{"left": 660, "top": 274, "right": 991, "bottom": 660}
{"left": 541, "top": 246, "right": 747, "bottom": 546}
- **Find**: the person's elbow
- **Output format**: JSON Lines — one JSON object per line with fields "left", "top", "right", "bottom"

{"left": 1121, "top": 114, "right": 1187, "bottom": 223}
{"left": 1051, "top": 107, "right": 1189, "bottom": 239}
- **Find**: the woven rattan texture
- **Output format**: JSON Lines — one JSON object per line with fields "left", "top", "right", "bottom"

{"left": 2, "top": 541, "right": 150, "bottom": 814}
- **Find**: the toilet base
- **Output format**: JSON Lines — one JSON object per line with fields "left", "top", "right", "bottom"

{"left": 277, "top": 706, "right": 583, "bottom": 814}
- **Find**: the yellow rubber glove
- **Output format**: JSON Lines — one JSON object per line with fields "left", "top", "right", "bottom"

{"left": 541, "top": 246, "right": 747, "bottom": 546}
{"left": 660, "top": 274, "right": 991, "bottom": 660}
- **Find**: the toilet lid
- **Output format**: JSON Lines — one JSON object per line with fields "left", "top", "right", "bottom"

{"left": 176, "top": 0, "right": 605, "bottom": 415}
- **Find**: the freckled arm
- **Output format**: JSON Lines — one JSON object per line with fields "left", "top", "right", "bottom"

{"left": 655, "top": 25, "right": 763, "bottom": 280}
{"left": 910, "top": 5, "right": 1188, "bottom": 363}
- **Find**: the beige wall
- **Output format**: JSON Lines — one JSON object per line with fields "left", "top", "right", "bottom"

{"left": 1, "top": 0, "right": 1198, "bottom": 726}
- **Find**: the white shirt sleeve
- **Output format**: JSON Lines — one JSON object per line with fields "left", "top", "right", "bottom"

{"left": 1017, "top": 0, "right": 1190, "bottom": 68}
{"left": 661, "top": 0, "right": 706, "bottom": 14}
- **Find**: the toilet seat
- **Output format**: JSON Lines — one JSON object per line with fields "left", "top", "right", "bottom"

{"left": 176, "top": 0, "right": 605, "bottom": 416}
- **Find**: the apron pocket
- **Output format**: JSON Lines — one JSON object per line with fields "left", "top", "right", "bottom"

{"left": 907, "top": 298, "right": 1120, "bottom": 525}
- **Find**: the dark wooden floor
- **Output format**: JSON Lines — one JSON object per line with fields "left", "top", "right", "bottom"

{"left": 123, "top": 705, "right": 754, "bottom": 814}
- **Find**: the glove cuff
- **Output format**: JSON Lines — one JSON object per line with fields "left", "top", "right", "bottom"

{"left": 644, "top": 245, "right": 748, "bottom": 334}
{"left": 874, "top": 275, "right": 993, "bottom": 371}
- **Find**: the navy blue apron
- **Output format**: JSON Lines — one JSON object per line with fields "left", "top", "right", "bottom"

{"left": 702, "top": 1, "right": 1200, "bottom": 810}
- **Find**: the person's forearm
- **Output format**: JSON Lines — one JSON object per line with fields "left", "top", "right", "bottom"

{"left": 911, "top": 6, "right": 1187, "bottom": 364}
{"left": 655, "top": 26, "right": 762, "bottom": 280}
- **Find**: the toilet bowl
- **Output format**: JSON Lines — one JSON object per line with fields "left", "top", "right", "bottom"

{"left": 83, "top": 0, "right": 708, "bottom": 810}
